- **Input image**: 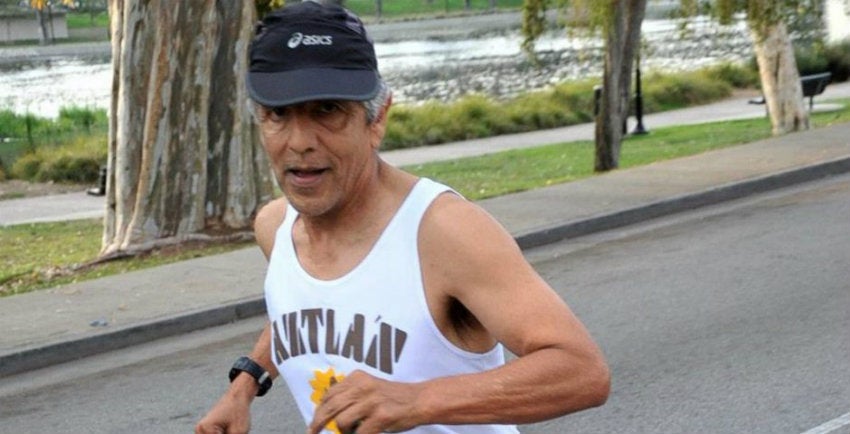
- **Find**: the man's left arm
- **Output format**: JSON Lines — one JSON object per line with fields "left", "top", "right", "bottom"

{"left": 413, "top": 194, "right": 610, "bottom": 423}
{"left": 309, "top": 195, "right": 609, "bottom": 433}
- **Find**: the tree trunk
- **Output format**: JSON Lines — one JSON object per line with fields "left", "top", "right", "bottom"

{"left": 103, "top": 0, "right": 273, "bottom": 257}
{"left": 594, "top": 0, "right": 647, "bottom": 172}
{"left": 35, "top": 8, "right": 49, "bottom": 45}
{"left": 47, "top": 5, "right": 55, "bottom": 42}
{"left": 750, "top": 21, "right": 810, "bottom": 136}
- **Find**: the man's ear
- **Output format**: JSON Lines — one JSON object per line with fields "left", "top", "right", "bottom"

{"left": 370, "top": 93, "right": 393, "bottom": 150}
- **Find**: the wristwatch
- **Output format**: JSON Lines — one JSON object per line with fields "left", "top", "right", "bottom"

{"left": 229, "top": 356, "right": 273, "bottom": 397}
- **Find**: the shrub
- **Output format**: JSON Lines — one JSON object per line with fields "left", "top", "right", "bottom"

{"left": 824, "top": 40, "right": 850, "bottom": 82}
{"left": 487, "top": 80, "right": 594, "bottom": 134}
{"left": 796, "top": 45, "right": 830, "bottom": 76}
{"left": 703, "top": 62, "right": 760, "bottom": 89}
{"left": 549, "top": 80, "right": 597, "bottom": 118}
{"left": 507, "top": 94, "right": 574, "bottom": 130}
{"left": 37, "top": 154, "right": 102, "bottom": 183}
{"left": 384, "top": 95, "right": 509, "bottom": 148}
{"left": 792, "top": 40, "right": 850, "bottom": 82}
{"left": 11, "top": 135, "right": 106, "bottom": 183}
{"left": 57, "top": 106, "right": 108, "bottom": 133}
{"left": 0, "top": 110, "right": 44, "bottom": 140}
{"left": 386, "top": 101, "right": 447, "bottom": 148}
{"left": 0, "top": 107, "right": 109, "bottom": 174}
{"left": 0, "top": 110, "right": 21, "bottom": 139}
{"left": 384, "top": 105, "right": 419, "bottom": 150}
{"left": 11, "top": 153, "right": 43, "bottom": 180}
{"left": 382, "top": 66, "right": 744, "bottom": 149}
{"left": 642, "top": 70, "right": 732, "bottom": 112}
{"left": 444, "top": 95, "right": 512, "bottom": 139}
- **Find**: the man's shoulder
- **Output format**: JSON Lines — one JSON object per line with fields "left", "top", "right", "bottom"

{"left": 255, "top": 197, "right": 288, "bottom": 258}
{"left": 422, "top": 192, "right": 508, "bottom": 243}
{"left": 256, "top": 197, "right": 288, "bottom": 226}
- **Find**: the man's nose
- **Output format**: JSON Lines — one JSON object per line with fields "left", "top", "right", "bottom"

{"left": 285, "top": 113, "right": 316, "bottom": 154}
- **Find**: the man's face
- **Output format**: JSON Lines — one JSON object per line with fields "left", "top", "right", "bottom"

{"left": 256, "top": 99, "right": 387, "bottom": 217}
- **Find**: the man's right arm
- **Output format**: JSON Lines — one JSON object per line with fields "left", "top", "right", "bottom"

{"left": 195, "top": 323, "right": 273, "bottom": 434}
{"left": 195, "top": 198, "right": 287, "bottom": 434}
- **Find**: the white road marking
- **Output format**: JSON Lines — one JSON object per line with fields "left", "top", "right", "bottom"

{"left": 801, "top": 412, "right": 850, "bottom": 434}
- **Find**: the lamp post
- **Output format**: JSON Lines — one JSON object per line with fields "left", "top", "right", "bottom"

{"left": 632, "top": 47, "right": 649, "bottom": 135}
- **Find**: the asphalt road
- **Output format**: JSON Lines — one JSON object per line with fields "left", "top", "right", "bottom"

{"left": 521, "top": 174, "right": 850, "bottom": 434}
{"left": 0, "top": 175, "right": 848, "bottom": 434}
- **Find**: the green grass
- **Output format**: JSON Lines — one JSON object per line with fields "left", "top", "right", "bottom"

{"left": 0, "top": 219, "right": 252, "bottom": 297}
{"left": 345, "top": 0, "right": 523, "bottom": 19}
{"left": 0, "top": 140, "right": 30, "bottom": 175}
{"left": 3, "top": 99, "right": 849, "bottom": 298}
{"left": 406, "top": 141, "right": 595, "bottom": 199}
{"left": 405, "top": 99, "right": 850, "bottom": 200}
{"left": 60, "top": 2, "right": 522, "bottom": 33}
{"left": 0, "top": 219, "right": 101, "bottom": 286}
{"left": 65, "top": 11, "right": 110, "bottom": 29}
{"left": 618, "top": 118, "right": 769, "bottom": 167}
{"left": 0, "top": 192, "right": 24, "bottom": 200}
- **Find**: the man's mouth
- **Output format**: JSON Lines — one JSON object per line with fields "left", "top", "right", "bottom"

{"left": 286, "top": 167, "right": 329, "bottom": 185}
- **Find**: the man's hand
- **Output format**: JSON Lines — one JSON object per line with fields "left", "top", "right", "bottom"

{"left": 308, "top": 370, "right": 424, "bottom": 434}
{"left": 195, "top": 382, "right": 255, "bottom": 434}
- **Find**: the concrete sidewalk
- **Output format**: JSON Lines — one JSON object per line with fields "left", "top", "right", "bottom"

{"left": 2, "top": 91, "right": 850, "bottom": 377}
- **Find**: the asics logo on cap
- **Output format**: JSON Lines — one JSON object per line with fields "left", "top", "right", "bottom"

{"left": 287, "top": 32, "right": 333, "bottom": 48}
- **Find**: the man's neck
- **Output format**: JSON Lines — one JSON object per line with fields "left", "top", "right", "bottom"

{"left": 299, "top": 162, "right": 414, "bottom": 246}
{"left": 292, "top": 162, "right": 417, "bottom": 280}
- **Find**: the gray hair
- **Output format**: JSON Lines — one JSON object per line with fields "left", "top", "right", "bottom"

{"left": 248, "top": 79, "right": 391, "bottom": 124}
{"left": 363, "top": 80, "right": 392, "bottom": 124}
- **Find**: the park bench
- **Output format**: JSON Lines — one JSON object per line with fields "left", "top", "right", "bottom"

{"left": 800, "top": 72, "right": 832, "bottom": 110}
{"left": 748, "top": 72, "right": 833, "bottom": 110}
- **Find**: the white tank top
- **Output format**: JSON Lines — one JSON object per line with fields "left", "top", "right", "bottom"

{"left": 264, "top": 178, "right": 518, "bottom": 434}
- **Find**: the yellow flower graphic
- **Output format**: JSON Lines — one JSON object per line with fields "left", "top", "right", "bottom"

{"left": 309, "top": 367, "right": 347, "bottom": 434}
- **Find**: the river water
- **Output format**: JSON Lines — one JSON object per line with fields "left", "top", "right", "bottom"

{"left": 0, "top": 15, "right": 751, "bottom": 119}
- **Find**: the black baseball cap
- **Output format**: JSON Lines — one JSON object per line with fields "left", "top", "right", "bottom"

{"left": 247, "top": 1, "right": 380, "bottom": 107}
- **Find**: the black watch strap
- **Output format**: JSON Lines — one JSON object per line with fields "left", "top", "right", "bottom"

{"left": 229, "top": 356, "right": 273, "bottom": 397}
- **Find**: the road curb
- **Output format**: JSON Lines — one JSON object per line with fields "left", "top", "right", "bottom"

{"left": 515, "top": 156, "right": 850, "bottom": 250}
{"left": 0, "top": 298, "right": 266, "bottom": 378}
{"left": 515, "top": 155, "right": 850, "bottom": 250}
{"left": 2, "top": 156, "right": 849, "bottom": 378}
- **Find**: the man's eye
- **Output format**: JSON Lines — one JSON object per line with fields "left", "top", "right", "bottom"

{"left": 258, "top": 106, "right": 290, "bottom": 123}
{"left": 270, "top": 106, "right": 288, "bottom": 117}
{"left": 316, "top": 102, "right": 343, "bottom": 115}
